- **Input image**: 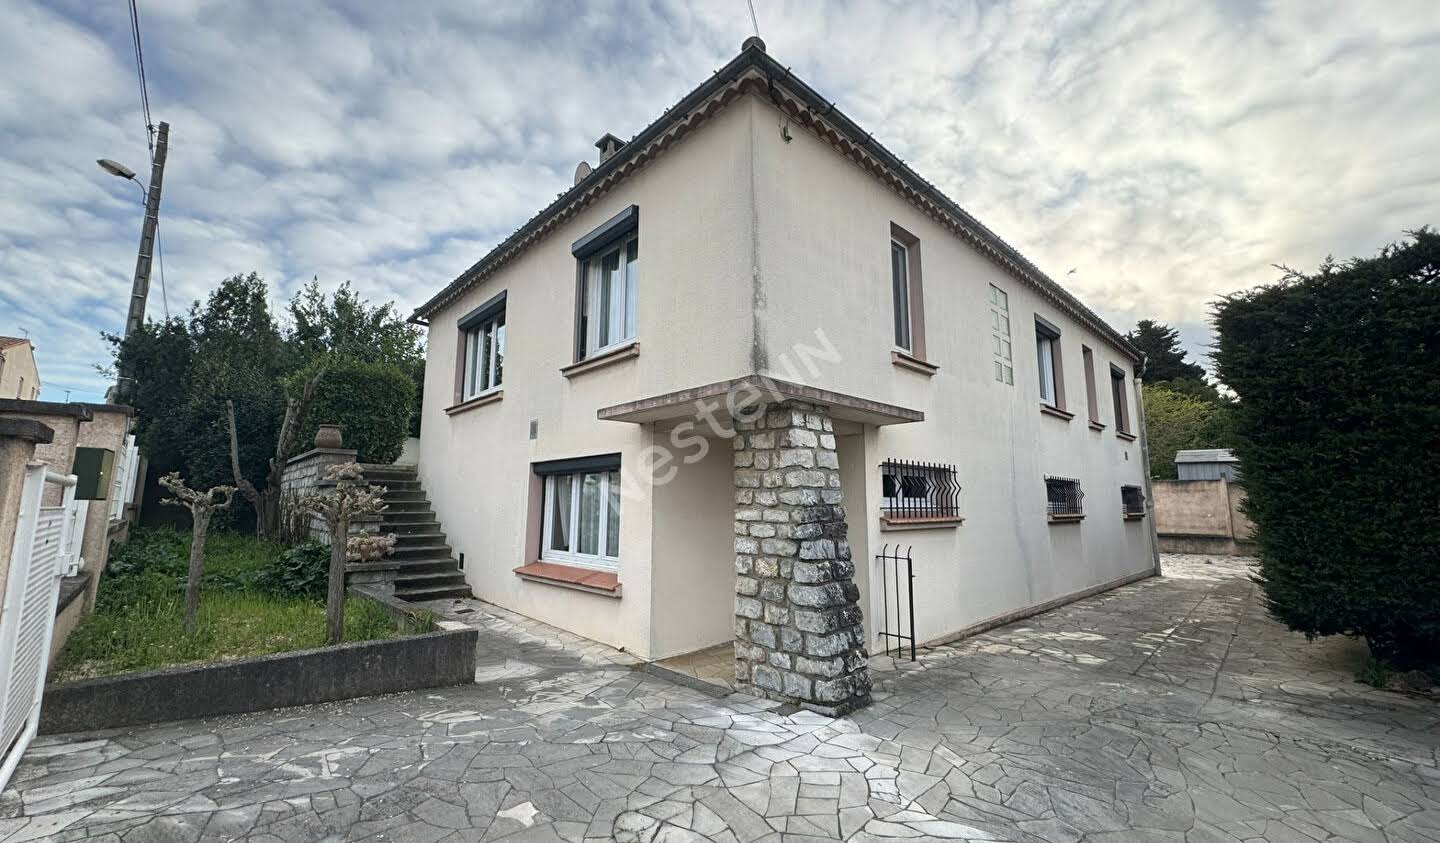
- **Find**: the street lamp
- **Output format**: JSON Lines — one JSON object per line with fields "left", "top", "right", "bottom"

{"left": 96, "top": 159, "right": 138, "bottom": 181}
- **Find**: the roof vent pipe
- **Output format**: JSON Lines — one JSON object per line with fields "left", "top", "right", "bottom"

{"left": 595, "top": 133, "right": 626, "bottom": 164}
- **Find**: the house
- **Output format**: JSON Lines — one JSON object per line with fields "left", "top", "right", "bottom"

{"left": 0, "top": 400, "right": 140, "bottom": 655}
{"left": 0, "top": 337, "right": 41, "bottom": 400}
{"left": 409, "top": 39, "right": 1157, "bottom": 714}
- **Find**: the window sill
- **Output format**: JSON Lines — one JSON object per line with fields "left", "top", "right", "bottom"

{"left": 1047, "top": 513, "right": 1085, "bottom": 524}
{"left": 445, "top": 388, "right": 503, "bottom": 416}
{"left": 891, "top": 350, "right": 938, "bottom": 376}
{"left": 1115, "top": 430, "right": 1137, "bottom": 442}
{"left": 881, "top": 515, "right": 963, "bottom": 531}
{"left": 1088, "top": 420, "right": 1106, "bottom": 432}
{"left": 1039, "top": 404, "right": 1075, "bottom": 421}
{"left": 514, "top": 561, "right": 621, "bottom": 598}
{"left": 561, "top": 341, "right": 639, "bottom": 379}
{"left": 1123, "top": 513, "right": 1146, "bottom": 521}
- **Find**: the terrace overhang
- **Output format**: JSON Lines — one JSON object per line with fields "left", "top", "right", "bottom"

{"left": 597, "top": 375, "right": 923, "bottom": 428}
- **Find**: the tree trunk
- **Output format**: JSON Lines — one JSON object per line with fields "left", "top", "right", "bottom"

{"left": 184, "top": 511, "right": 211, "bottom": 632}
{"left": 326, "top": 511, "right": 349, "bottom": 645}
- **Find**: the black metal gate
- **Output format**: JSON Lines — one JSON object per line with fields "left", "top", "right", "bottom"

{"left": 875, "top": 544, "right": 916, "bottom": 661}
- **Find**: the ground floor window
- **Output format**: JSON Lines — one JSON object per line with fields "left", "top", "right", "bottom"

{"left": 881, "top": 459, "right": 960, "bottom": 520}
{"left": 1121, "top": 484, "right": 1146, "bottom": 517}
{"left": 1045, "top": 476, "right": 1084, "bottom": 520}
{"left": 542, "top": 469, "right": 621, "bottom": 569}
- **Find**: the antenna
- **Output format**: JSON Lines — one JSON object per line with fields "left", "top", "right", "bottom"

{"left": 746, "top": 0, "right": 760, "bottom": 37}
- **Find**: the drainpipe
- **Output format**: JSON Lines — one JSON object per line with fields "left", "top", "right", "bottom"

{"left": 1132, "top": 353, "right": 1163, "bottom": 577}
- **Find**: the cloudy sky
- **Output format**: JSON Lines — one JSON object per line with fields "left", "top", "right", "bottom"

{"left": 3, "top": 0, "right": 1436, "bottom": 402}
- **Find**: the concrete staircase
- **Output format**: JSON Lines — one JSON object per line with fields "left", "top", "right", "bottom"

{"left": 359, "top": 464, "right": 473, "bottom": 602}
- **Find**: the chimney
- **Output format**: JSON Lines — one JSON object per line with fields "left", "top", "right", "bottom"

{"left": 595, "top": 133, "right": 626, "bottom": 164}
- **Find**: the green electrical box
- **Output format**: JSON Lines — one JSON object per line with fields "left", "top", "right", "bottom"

{"left": 73, "top": 447, "right": 115, "bottom": 501}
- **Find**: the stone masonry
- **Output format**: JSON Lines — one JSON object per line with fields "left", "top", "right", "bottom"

{"left": 732, "top": 400, "right": 871, "bottom": 715}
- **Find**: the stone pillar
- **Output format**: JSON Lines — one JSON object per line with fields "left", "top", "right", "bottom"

{"left": 732, "top": 400, "right": 871, "bottom": 715}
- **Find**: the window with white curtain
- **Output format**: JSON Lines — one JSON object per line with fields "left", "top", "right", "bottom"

{"left": 542, "top": 469, "right": 621, "bottom": 569}
{"left": 891, "top": 239, "right": 911, "bottom": 351}
{"left": 1036, "top": 332, "right": 1057, "bottom": 406}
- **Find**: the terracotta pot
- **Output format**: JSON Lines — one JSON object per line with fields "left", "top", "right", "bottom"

{"left": 314, "top": 423, "right": 343, "bottom": 450}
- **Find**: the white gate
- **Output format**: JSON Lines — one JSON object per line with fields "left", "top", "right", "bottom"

{"left": 0, "top": 462, "right": 81, "bottom": 792}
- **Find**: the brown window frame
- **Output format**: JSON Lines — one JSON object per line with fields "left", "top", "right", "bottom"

{"left": 1110, "top": 364, "right": 1132, "bottom": 436}
{"left": 1035, "top": 315, "right": 1071, "bottom": 419}
{"left": 889, "top": 222, "right": 927, "bottom": 362}
{"left": 1082, "top": 345, "right": 1103, "bottom": 428}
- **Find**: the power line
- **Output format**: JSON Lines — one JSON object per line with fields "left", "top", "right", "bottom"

{"left": 127, "top": 0, "right": 155, "bottom": 151}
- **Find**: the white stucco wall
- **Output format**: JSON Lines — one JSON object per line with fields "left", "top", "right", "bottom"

{"left": 0, "top": 342, "right": 41, "bottom": 400}
{"left": 417, "top": 102, "right": 758, "bottom": 658}
{"left": 417, "top": 90, "right": 1153, "bottom": 658}
{"left": 750, "top": 97, "right": 1155, "bottom": 647}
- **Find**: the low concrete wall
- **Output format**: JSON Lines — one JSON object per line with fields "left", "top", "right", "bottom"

{"left": 40, "top": 627, "right": 478, "bottom": 735}
{"left": 1153, "top": 478, "right": 1254, "bottom": 556}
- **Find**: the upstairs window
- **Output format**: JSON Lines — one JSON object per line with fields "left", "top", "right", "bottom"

{"left": 891, "top": 240, "right": 912, "bottom": 351}
{"left": 1082, "top": 346, "right": 1102, "bottom": 426}
{"left": 989, "top": 285, "right": 1013, "bottom": 384}
{"left": 572, "top": 206, "right": 640, "bottom": 361}
{"left": 1110, "top": 364, "right": 1133, "bottom": 435}
{"left": 1045, "top": 476, "right": 1084, "bottom": 521}
{"left": 881, "top": 459, "right": 961, "bottom": 522}
{"left": 454, "top": 290, "right": 506, "bottom": 406}
{"left": 536, "top": 454, "right": 622, "bottom": 570}
{"left": 1035, "top": 315, "right": 1067, "bottom": 414}
{"left": 1121, "top": 485, "right": 1146, "bottom": 518}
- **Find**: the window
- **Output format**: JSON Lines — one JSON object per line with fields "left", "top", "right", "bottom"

{"left": 881, "top": 459, "right": 960, "bottom": 521}
{"left": 1110, "top": 364, "right": 1132, "bottom": 435}
{"left": 891, "top": 240, "right": 911, "bottom": 351}
{"left": 1082, "top": 346, "right": 1102, "bottom": 426}
{"left": 453, "top": 290, "right": 506, "bottom": 406}
{"left": 581, "top": 236, "right": 638, "bottom": 356}
{"left": 540, "top": 464, "right": 622, "bottom": 569}
{"left": 989, "top": 285, "right": 1013, "bottom": 384}
{"left": 888, "top": 223, "right": 927, "bottom": 361}
{"left": 1121, "top": 485, "right": 1146, "bottom": 518}
{"left": 461, "top": 311, "right": 505, "bottom": 399}
{"left": 1035, "top": 316, "right": 1066, "bottom": 412}
{"left": 572, "top": 205, "right": 640, "bottom": 361}
{"left": 1045, "top": 476, "right": 1084, "bottom": 520}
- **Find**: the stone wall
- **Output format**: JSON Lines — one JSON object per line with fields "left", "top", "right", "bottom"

{"left": 732, "top": 400, "right": 871, "bottom": 715}
{"left": 279, "top": 447, "right": 375, "bottom": 545}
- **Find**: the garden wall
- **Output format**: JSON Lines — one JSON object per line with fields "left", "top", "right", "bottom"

{"left": 39, "top": 625, "right": 477, "bottom": 734}
{"left": 1153, "top": 478, "right": 1256, "bottom": 555}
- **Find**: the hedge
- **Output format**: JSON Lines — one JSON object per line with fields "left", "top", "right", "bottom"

{"left": 1212, "top": 229, "right": 1440, "bottom": 667}
{"left": 295, "top": 358, "right": 416, "bottom": 464}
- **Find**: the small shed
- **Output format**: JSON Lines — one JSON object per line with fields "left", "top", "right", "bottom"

{"left": 1175, "top": 449, "right": 1241, "bottom": 482}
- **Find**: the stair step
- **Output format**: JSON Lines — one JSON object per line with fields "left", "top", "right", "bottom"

{"left": 360, "top": 463, "right": 417, "bottom": 478}
{"left": 391, "top": 543, "right": 453, "bottom": 559}
{"left": 383, "top": 499, "right": 432, "bottom": 512}
{"left": 391, "top": 558, "right": 461, "bottom": 575}
{"left": 383, "top": 490, "right": 428, "bottom": 502}
{"left": 382, "top": 507, "right": 435, "bottom": 520}
{"left": 393, "top": 531, "right": 447, "bottom": 546}
{"left": 395, "top": 570, "right": 467, "bottom": 586}
{"left": 373, "top": 479, "right": 420, "bottom": 491}
{"left": 396, "top": 584, "right": 473, "bottom": 601}
{"left": 385, "top": 520, "right": 442, "bottom": 534}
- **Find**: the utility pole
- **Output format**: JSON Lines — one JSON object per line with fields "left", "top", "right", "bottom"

{"left": 123, "top": 121, "right": 169, "bottom": 342}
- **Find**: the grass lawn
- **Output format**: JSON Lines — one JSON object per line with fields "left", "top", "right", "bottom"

{"left": 50, "top": 528, "right": 425, "bottom": 683}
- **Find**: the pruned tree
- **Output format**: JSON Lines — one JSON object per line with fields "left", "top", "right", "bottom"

{"left": 226, "top": 367, "right": 324, "bottom": 539}
{"left": 291, "top": 463, "right": 387, "bottom": 644}
{"left": 347, "top": 532, "right": 397, "bottom": 563}
{"left": 159, "top": 472, "right": 236, "bottom": 632}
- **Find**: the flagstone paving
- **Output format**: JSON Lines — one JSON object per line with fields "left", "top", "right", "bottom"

{"left": 3, "top": 554, "right": 1438, "bottom": 841}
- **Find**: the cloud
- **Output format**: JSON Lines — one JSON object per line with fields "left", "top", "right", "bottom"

{"left": 2, "top": 0, "right": 1437, "bottom": 400}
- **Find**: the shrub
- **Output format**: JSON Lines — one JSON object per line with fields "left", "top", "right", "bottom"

{"left": 290, "top": 358, "right": 415, "bottom": 463}
{"left": 256, "top": 542, "right": 330, "bottom": 599}
{"left": 1142, "top": 385, "right": 1236, "bottom": 479}
{"left": 1212, "top": 229, "right": 1440, "bottom": 668}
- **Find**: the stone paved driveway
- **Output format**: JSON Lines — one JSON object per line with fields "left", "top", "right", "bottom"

{"left": 3, "top": 555, "right": 1437, "bottom": 842}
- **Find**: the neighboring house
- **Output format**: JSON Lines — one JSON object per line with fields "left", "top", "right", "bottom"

{"left": 0, "top": 400, "right": 140, "bottom": 655}
{"left": 408, "top": 39, "right": 1157, "bottom": 711}
{"left": 0, "top": 337, "right": 41, "bottom": 400}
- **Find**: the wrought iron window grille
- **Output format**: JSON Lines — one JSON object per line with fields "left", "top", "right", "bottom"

{"left": 1121, "top": 484, "right": 1146, "bottom": 517}
{"left": 880, "top": 460, "right": 961, "bottom": 521}
{"left": 1045, "top": 475, "right": 1084, "bottom": 518}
